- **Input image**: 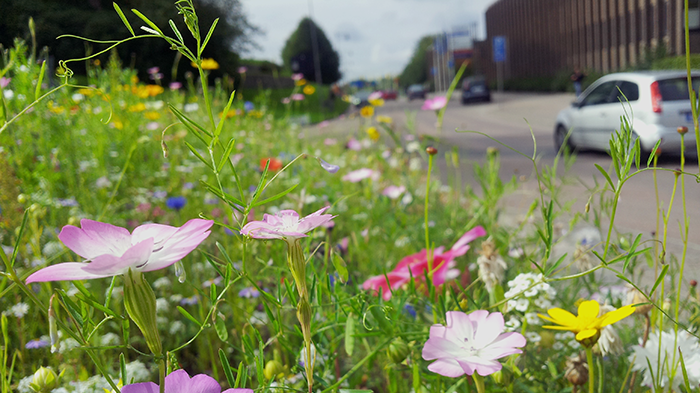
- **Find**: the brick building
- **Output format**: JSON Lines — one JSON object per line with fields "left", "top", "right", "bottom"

{"left": 475, "top": 0, "right": 700, "bottom": 83}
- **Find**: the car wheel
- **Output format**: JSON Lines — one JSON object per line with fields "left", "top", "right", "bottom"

{"left": 554, "top": 125, "right": 573, "bottom": 152}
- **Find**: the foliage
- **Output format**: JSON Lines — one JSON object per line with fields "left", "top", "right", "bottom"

{"left": 399, "top": 35, "right": 433, "bottom": 89}
{"left": 0, "top": 0, "right": 257, "bottom": 81}
{"left": 281, "top": 18, "right": 340, "bottom": 85}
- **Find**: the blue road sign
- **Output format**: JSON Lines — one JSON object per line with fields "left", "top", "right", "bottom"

{"left": 493, "top": 36, "right": 506, "bottom": 63}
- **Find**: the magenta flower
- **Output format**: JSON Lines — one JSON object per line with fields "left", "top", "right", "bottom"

{"left": 291, "top": 93, "right": 305, "bottom": 101}
{"left": 382, "top": 185, "right": 406, "bottom": 199}
{"left": 363, "top": 226, "right": 486, "bottom": 299}
{"left": 26, "top": 219, "right": 213, "bottom": 283}
{"left": 422, "top": 311, "right": 526, "bottom": 377}
{"left": 240, "top": 207, "right": 334, "bottom": 243}
{"left": 0, "top": 77, "right": 10, "bottom": 88}
{"left": 342, "top": 168, "right": 380, "bottom": 183}
{"left": 421, "top": 96, "right": 447, "bottom": 111}
{"left": 122, "top": 369, "right": 252, "bottom": 393}
{"left": 292, "top": 73, "right": 304, "bottom": 81}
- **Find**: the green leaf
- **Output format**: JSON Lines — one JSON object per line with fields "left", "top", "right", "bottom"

{"left": 647, "top": 139, "right": 661, "bottom": 166}
{"left": 10, "top": 210, "right": 29, "bottom": 268}
{"left": 679, "top": 349, "right": 692, "bottom": 393}
{"left": 184, "top": 141, "right": 214, "bottom": 170}
{"left": 131, "top": 9, "right": 163, "bottom": 35}
{"left": 251, "top": 183, "right": 299, "bottom": 208}
{"left": 256, "top": 338, "right": 264, "bottom": 387}
{"left": 250, "top": 160, "right": 270, "bottom": 206}
{"left": 331, "top": 250, "right": 349, "bottom": 284}
{"left": 594, "top": 164, "right": 615, "bottom": 191}
{"left": 168, "top": 19, "right": 184, "bottom": 44}
{"left": 345, "top": 313, "right": 355, "bottom": 356}
{"left": 546, "top": 253, "right": 568, "bottom": 276}
{"left": 113, "top": 3, "right": 136, "bottom": 36}
{"left": 622, "top": 234, "right": 643, "bottom": 273}
{"left": 57, "top": 291, "right": 84, "bottom": 328}
{"left": 35, "top": 61, "right": 46, "bottom": 101}
{"left": 120, "top": 353, "right": 128, "bottom": 384}
{"left": 168, "top": 103, "right": 212, "bottom": 138}
{"left": 199, "top": 180, "right": 245, "bottom": 207}
{"left": 650, "top": 264, "right": 668, "bottom": 297}
{"left": 176, "top": 306, "right": 202, "bottom": 326}
{"left": 219, "top": 349, "right": 236, "bottom": 388}
{"left": 200, "top": 18, "right": 220, "bottom": 55}
{"left": 215, "top": 89, "right": 236, "bottom": 138}
{"left": 214, "top": 315, "right": 228, "bottom": 342}
{"left": 217, "top": 137, "right": 236, "bottom": 173}
{"left": 234, "top": 361, "right": 246, "bottom": 389}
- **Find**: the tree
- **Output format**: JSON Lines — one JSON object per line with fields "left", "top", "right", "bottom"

{"left": 399, "top": 35, "right": 433, "bottom": 88}
{"left": 281, "top": 17, "right": 340, "bottom": 85}
{"left": 0, "top": 0, "right": 257, "bottom": 81}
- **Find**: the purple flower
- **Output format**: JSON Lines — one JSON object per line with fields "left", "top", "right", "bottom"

{"left": 422, "top": 96, "right": 447, "bottom": 111}
{"left": 180, "top": 295, "right": 199, "bottom": 306}
{"left": 342, "top": 168, "right": 379, "bottom": 183}
{"left": 122, "top": 369, "right": 252, "bottom": 393}
{"left": 147, "top": 67, "right": 160, "bottom": 75}
{"left": 238, "top": 287, "right": 260, "bottom": 298}
{"left": 404, "top": 304, "right": 417, "bottom": 319}
{"left": 26, "top": 219, "right": 213, "bottom": 283}
{"left": 240, "top": 207, "right": 334, "bottom": 243}
{"left": 243, "top": 101, "right": 254, "bottom": 112}
{"left": 166, "top": 196, "right": 187, "bottom": 211}
{"left": 422, "top": 311, "right": 526, "bottom": 377}
{"left": 25, "top": 339, "right": 50, "bottom": 349}
{"left": 237, "top": 66, "right": 248, "bottom": 74}
{"left": 169, "top": 82, "right": 183, "bottom": 90}
{"left": 57, "top": 198, "right": 79, "bottom": 207}
{"left": 152, "top": 190, "right": 167, "bottom": 199}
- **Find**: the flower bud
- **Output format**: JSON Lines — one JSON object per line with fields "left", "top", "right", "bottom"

{"left": 386, "top": 337, "right": 410, "bottom": 364}
{"left": 264, "top": 359, "right": 285, "bottom": 380}
{"left": 486, "top": 146, "right": 499, "bottom": 155}
{"left": 565, "top": 353, "right": 588, "bottom": 386}
{"left": 29, "top": 367, "right": 59, "bottom": 393}
{"left": 17, "top": 194, "right": 27, "bottom": 204}
{"left": 48, "top": 295, "right": 59, "bottom": 354}
{"left": 123, "top": 269, "right": 162, "bottom": 356}
{"left": 425, "top": 146, "right": 437, "bottom": 155}
{"left": 691, "top": 279, "right": 698, "bottom": 287}
{"left": 626, "top": 286, "right": 652, "bottom": 315}
{"left": 678, "top": 126, "right": 689, "bottom": 134}
{"left": 576, "top": 329, "right": 601, "bottom": 348}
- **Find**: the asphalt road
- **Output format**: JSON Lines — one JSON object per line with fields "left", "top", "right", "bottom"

{"left": 315, "top": 92, "right": 700, "bottom": 285}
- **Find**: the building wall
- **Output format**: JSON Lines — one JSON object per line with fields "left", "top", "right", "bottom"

{"left": 476, "top": 0, "right": 700, "bottom": 84}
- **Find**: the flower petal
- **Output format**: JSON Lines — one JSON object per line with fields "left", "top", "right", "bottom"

{"left": 451, "top": 226, "right": 487, "bottom": 253}
{"left": 422, "top": 336, "right": 465, "bottom": 360}
{"left": 59, "top": 219, "right": 132, "bottom": 259}
{"left": 545, "top": 308, "right": 578, "bottom": 327}
{"left": 576, "top": 329, "right": 598, "bottom": 341}
{"left": 598, "top": 305, "right": 635, "bottom": 327}
{"left": 131, "top": 223, "right": 179, "bottom": 246}
{"left": 577, "top": 300, "right": 600, "bottom": 320}
{"left": 427, "top": 358, "right": 467, "bottom": 377}
{"left": 122, "top": 382, "right": 159, "bottom": 393}
{"left": 82, "top": 238, "right": 154, "bottom": 275}
{"left": 445, "top": 311, "right": 476, "bottom": 343}
{"left": 26, "top": 262, "right": 115, "bottom": 283}
{"left": 473, "top": 312, "right": 505, "bottom": 347}
{"left": 142, "top": 219, "right": 213, "bottom": 272}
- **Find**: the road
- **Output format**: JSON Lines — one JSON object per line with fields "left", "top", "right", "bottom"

{"left": 314, "top": 92, "right": 700, "bottom": 285}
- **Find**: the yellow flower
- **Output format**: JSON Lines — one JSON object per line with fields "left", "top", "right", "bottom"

{"left": 303, "top": 85, "right": 316, "bottom": 95}
{"left": 248, "top": 110, "right": 263, "bottom": 118}
{"left": 112, "top": 120, "right": 124, "bottom": 130}
{"left": 128, "top": 103, "right": 146, "bottom": 112}
{"left": 295, "top": 78, "right": 307, "bottom": 86}
{"left": 144, "top": 111, "right": 161, "bottom": 120}
{"left": 369, "top": 98, "right": 384, "bottom": 107}
{"left": 130, "top": 75, "right": 139, "bottom": 85}
{"left": 47, "top": 101, "right": 65, "bottom": 115}
{"left": 377, "top": 115, "right": 393, "bottom": 124}
{"left": 77, "top": 88, "right": 95, "bottom": 97}
{"left": 145, "top": 85, "right": 164, "bottom": 97}
{"left": 539, "top": 300, "right": 635, "bottom": 347}
{"left": 219, "top": 109, "right": 238, "bottom": 119}
{"left": 193, "top": 58, "right": 220, "bottom": 70}
{"left": 360, "top": 106, "right": 374, "bottom": 118}
{"left": 366, "top": 126, "right": 380, "bottom": 141}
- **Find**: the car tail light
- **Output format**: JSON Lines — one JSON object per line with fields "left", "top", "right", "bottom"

{"left": 650, "top": 81, "right": 662, "bottom": 113}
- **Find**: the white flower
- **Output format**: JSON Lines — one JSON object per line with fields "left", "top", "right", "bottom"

{"left": 169, "top": 321, "right": 185, "bottom": 335}
{"left": 406, "top": 141, "right": 421, "bottom": 153}
{"left": 525, "top": 331, "right": 541, "bottom": 343}
{"left": 524, "top": 312, "right": 540, "bottom": 325}
{"left": 156, "top": 298, "right": 169, "bottom": 313}
{"left": 504, "top": 316, "right": 521, "bottom": 331}
{"left": 100, "top": 332, "right": 121, "bottom": 346}
{"left": 183, "top": 103, "right": 199, "bottom": 112}
{"left": 153, "top": 277, "right": 171, "bottom": 289}
{"left": 95, "top": 176, "right": 112, "bottom": 189}
{"left": 630, "top": 330, "right": 700, "bottom": 389}
{"left": 5, "top": 302, "right": 29, "bottom": 318}
{"left": 72, "top": 93, "right": 84, "bottom": 102}
{"left": 409, "top": 157, "right": 422, "bottom": 171}
{"left": 513, "top": 298, "right": 529, "bottom": 312}
{"left": 3, "top": 90, "right": 14, "bottom": 100}
{"left": 125, "top": 360, "right": 151, "bottom": 382}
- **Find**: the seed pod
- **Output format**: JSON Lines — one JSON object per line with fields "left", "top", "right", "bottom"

{"left": 387, "top": 337, "right": 410, "bottom": 364}
{"left": 426, "top": 146, "right": 437, "bottom": 155}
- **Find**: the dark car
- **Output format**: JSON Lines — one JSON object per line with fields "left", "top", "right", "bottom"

{"left": 407, "top": 84, "right": 427, "bottom": 100}
{"left": 461, "top": 76, "right": 491, "bottom": 104}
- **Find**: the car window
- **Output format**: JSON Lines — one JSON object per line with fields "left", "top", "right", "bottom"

{"left": 581, "top": 81, "right": 617, "bottom": 106}
{"left": 658, "top": 78, "right": 700, "bottom": 101}
{"left": 610, "top": 81, "right": 639, "bottom": 103}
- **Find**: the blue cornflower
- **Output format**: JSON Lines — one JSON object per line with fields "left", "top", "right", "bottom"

{"left": 166, "top": 196, "right": 187, "bottom": 211}
{"left": 238, "top": 287, "right": 260, "bottom": 298}
{"left": 244, "top": 101, "right": 255, "bottom": 112}
{"left": 404, "top": 304, "right": 417, "bottom": 319}
{"left": 26, "top": 339, "right": 50, "bottom": 349}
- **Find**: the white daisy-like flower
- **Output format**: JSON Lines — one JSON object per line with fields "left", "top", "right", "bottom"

{"left": 630, "top": 330, "right": 700, "bottom": 389}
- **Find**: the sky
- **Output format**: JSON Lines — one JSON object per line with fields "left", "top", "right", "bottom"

{"left": 239, "top": 0, "right": 497, "bottom": 81}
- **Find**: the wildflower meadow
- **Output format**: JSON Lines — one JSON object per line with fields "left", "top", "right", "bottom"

{"left": 1, "top": 1, "right": 700, "bottom": 393}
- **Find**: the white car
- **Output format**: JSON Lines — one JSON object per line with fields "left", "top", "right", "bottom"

{"left": 554, "top": 71, "right": 699, "bottom": 154}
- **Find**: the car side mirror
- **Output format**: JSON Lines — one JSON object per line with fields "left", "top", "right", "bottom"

{"left": 572, "top": 101, "right": 583, "bottom": 108}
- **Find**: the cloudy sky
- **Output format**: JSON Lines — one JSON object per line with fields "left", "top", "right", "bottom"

{"left": 239, "top": 0, "right": 497, "bottom": 81}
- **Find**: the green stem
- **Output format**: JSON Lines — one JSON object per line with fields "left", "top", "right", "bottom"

{"left": 586, "top": 347, "right": 595, "bottom": 393}
{"left": 158, "top": 358, "right": 165, "bottom": 393}
{"left": 425, "top": 153, "right": 434, "bottom": 280}
{"left": 473, "top": 373, "right": 486, "bottom": 393}
{"left": 198, "top": 67, "right": 217, "bottom": 131}
{"left": 320, "top": 337, "right": 393, "bottom": 393}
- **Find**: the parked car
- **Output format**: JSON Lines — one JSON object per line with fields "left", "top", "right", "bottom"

{"left": 380, "top": 90, "right": 398, "bottom": 100}
{"left": 461, "top": 76, "right": 491, "bottom": 104}
{"left": 554, "top": 71, "right": 699, "bottom": 154}
{"left": 407, "top": 84, "right": 427, "bottom": 100}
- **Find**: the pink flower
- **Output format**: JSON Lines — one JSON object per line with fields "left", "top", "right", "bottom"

{"left": 368, "top": 91, "right": 383, "bottom": 101}
{"left": 324, "top": 138, "right": 337, "bottom": 146}
{"left": 240, "top": 207, "right": 334, "bottom": 244}
{"left": 346, "top": 138, "right": 362, "bottom": 151}
{"left": 26, "top": 219, "right": 213, "bottom": 283}
{"left": 281, "top": 97, "right": 291, "bottom": 104}
{"left": 237, "top": 66, "right": 248, "bottom": 73}
{"left": 317, "top": 120, "right": 330, "bottom": 129}
{"left": 382, "top": 185, "right": 406, "bottom": 199}
{"left": 291, "top": 93, "right": 305, "bottom": 101}
{"left": 342, "top": 168, "right": 380, "bottom": 183}
{"left": 0, "top": 77, "right": 10, "bottom": 88}
{"left": 169, "top": 82, "right": 182, "bottom": 90}
{"left": 363, "top": 226, "right": 486, "bottom": 299}
{"left": 421, "top": 96, "right": 447, "bottom": 111}
{"left": 422, "top": 311, "right": 526, "bottom": 377}
{"left": 122, "top": 369, "right": 252, "bottom": 393}
{"left": 292, "top": 73, "right": 304, "bottom": 81}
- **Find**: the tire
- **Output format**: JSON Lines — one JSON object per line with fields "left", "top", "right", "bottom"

{"left": 554, "top": 125, "right": 573, "bottom": 152}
